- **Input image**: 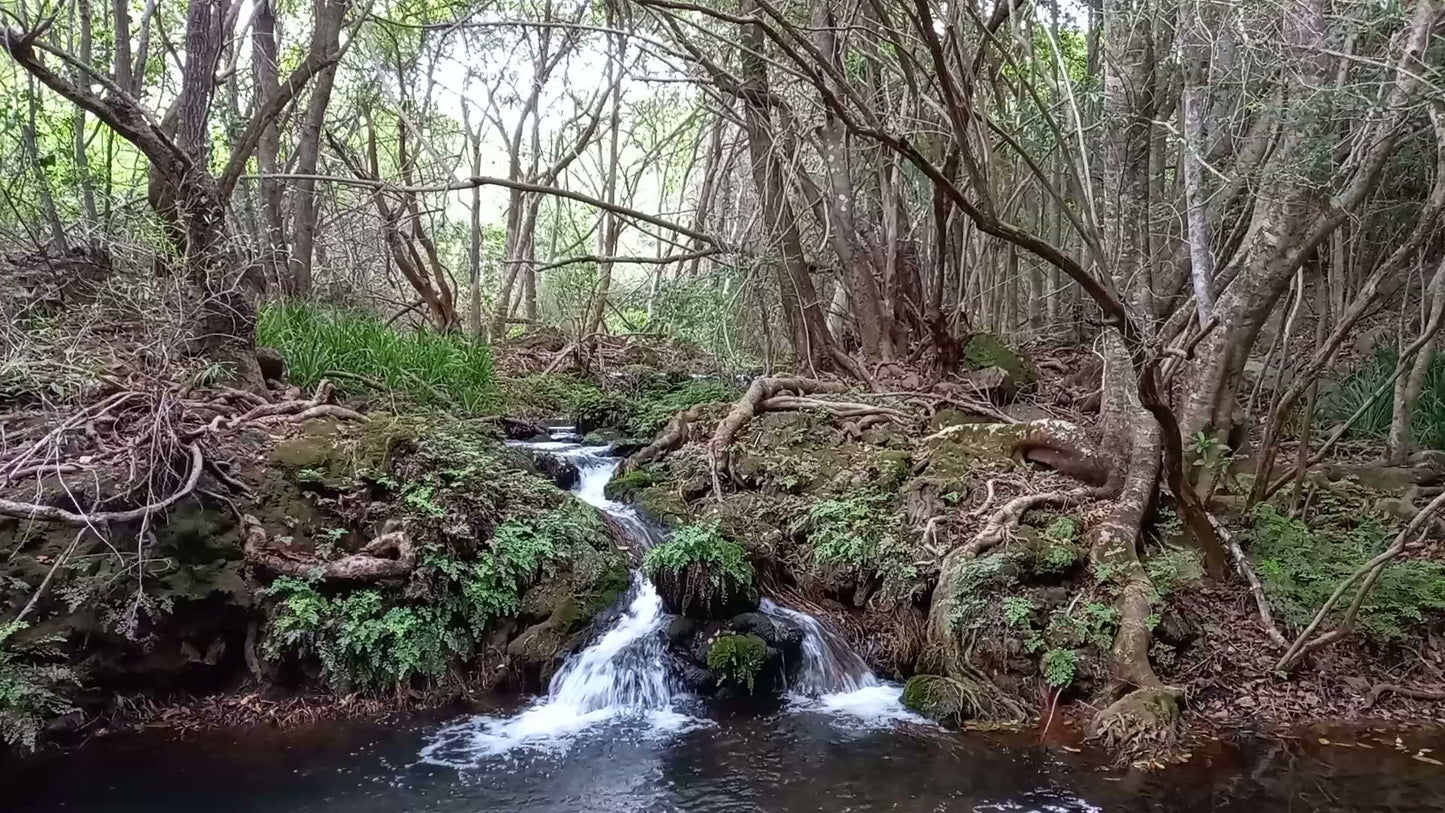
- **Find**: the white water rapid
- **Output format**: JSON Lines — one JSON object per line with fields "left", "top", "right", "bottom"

{"left": 420, "top": 427, "right": 914, "bottom": 767}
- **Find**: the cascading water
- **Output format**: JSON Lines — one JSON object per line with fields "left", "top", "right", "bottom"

{"left": 419, "top": 430, "right": 685, "bottom": 766}
{"left": 420, "top": 427, "right": 914, "bottom": 767}
{"left": 762, "top": 599, "right": 920, "bottom": 725}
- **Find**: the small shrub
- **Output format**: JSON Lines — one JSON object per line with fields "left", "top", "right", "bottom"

{"left": 806, "top": 492, "right": 917, "bottom": 588}
{"left": 1041, "top": 648, "right": 1079, "bottom": 688}
{"left": 0, "top": 622, "right": 76, "bottom": 752}
{"left": 1002, "top": 596, "right": 1035, "bottom": 627}
{"left": 707, "top": 634, "right": 768, "bottom": 693}
{"left": 1248, "top": 504, "right": 1445, "bottom": 644}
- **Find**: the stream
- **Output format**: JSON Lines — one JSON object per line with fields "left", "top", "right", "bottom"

{"left": 7, "top": 432, "right": 1445, "bottom": 811}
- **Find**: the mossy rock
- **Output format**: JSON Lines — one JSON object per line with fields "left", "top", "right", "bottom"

{"left": 902, "top": 673, "right": 1028, "bottom": 725}
{"left": 268, "top": 417, "right": 421, "bottom": 486}
{"left": 604, "top": 467, "right": 657, "bottom": 502}
{"left": 963, "top": 334, "right": 1034, "bottom": 386}
{"left": 634, "top": 485, "right": 692, "bottom": 529}
{"left": 706, "top": 633, "right": 769, "bottom": 693}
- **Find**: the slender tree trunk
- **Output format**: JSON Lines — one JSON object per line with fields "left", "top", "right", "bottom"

{"left": 1388, "top": 259, "right": 1445, "bottom": 463}
{"left": 251, "top": 0, "right": 287, "bottom": 286}
{"left": 286, "top": 0, "right": 347, "bottom": 296}
{"left": 73, "top": 0, "right": 98, "bottom": 227}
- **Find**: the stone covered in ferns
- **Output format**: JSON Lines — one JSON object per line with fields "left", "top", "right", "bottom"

{"left": 643, "top": 524, "right": 758, "bottom": 620}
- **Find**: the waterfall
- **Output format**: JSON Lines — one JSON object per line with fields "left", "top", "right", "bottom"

{"left": 420, "top": 427, "right": 916, "bottom": 767}
{"left": 419, "top": 430, "right": 686, "bottom": 766}
{"left": 761, "top": 599, "right": 920, "bottom": 726}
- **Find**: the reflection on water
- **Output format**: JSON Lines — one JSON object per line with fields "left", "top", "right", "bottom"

{"left": 7, "top": 711, "right": 1444, "bottom": 812}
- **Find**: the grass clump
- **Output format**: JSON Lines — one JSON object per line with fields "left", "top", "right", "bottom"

{"left": 644, "top": 524, "right": 755, "bottom": 618}
{"left": 257, "top": 301, "right": 498, "bottom": 411}
{"left": 1, "top": 622, "right": 76, "bottom": 752}
{"left": 707, "top": 634, "right": 768, "bottom": 693}
{"left": 1318, "top": 343, "right": 1445, "bottom": 449}
{"left": 1247, "top": 503, "right": 1445, "bottom": 645}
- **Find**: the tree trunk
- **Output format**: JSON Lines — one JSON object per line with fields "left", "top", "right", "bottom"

{"left": 286, "top": 0, "right": 347, "bottom": 296}
{"left": 251, "top": 0, "right": 288, "bottom": 287}
{"left": 1387, "top": 259, "right": 1445, "bottom": 463}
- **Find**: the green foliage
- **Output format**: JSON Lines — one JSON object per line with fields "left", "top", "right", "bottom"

{"left": 1036, "top": 516, "right": 1082, "bottom": 575}
{"left": 1319, "top": 342, "right": 1445, "bottom": 449}
{"left": 628, "top": 379, "right": 737, "bottom": 437}
{"left": 1144, "top": 546, "right": 1200, "bottom": 599}
{"left": 1248, "top": 504, "right": 1445, "bottom": 644}
{"left": 947, "top": 554, "right": 1015, "bottom": 630}
{"left": 1041, "top": 648, "right": 1079, "bottom": 688}
{"left": 805, "top": 492, "right": 917, "bottom": 587}
{"left": 706, "top": 634, "right": 768, "bottom": 693}
{"left": 644, "top": 523, "right": 753, "bottom": 589}
{"left": 0, "top": 622, "right": 76, "bottom": 752}
{"left": 261, "top": 578, "right": 452, "bottom": 692}
{"left": 257, "top": 301, "right": 498, "bottom": 412}
{"left": 1002, "top": 596, "right": 1035, "bottom": 627}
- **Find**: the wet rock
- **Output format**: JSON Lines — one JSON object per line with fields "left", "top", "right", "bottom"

{"left": 1155, "top": 606, "right": 1199, "bottom": 649}
{"left": 531, "top": 453, "right": 579, "bottom": 490}
{"left": 666, "top": 616, "right": 697, "bottom": 646}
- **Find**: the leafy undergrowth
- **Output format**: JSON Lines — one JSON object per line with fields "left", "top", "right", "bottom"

{"left": 1318, "top": 343, "right": 1445, "bottom": 450}
{"left": 1247, "top": 503, "right": 1445, "bottom": 646}
{"left": 260, "top": 423, "right": 626, "bottom": 694}
{"left": 0, "top": 621, "right": 76, "bottom": 752}
{"left": 802, "top": 491, "right": 917, "bottom": 598}
{"left": 258, "top": 301, "right": 499, "bottom": 412}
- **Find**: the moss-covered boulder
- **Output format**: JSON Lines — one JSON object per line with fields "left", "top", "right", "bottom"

{"left": 643, "top": 525, "right": 758, "bottom": 620}
{"left": 963, "top": 333, "right": 1034, "bottom": 388}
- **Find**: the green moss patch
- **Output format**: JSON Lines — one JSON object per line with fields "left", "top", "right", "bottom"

{"left": 707, "top": 633, "right": 768, "bottom": 693}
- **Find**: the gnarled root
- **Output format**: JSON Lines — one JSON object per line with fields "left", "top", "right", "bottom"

{"left": 1087, "top": 686, "right": 1181, "bottom": 765}
{"left": 622, "top": 402, "right": 712, "bottom": 473}
{"left": 709, "top": 376, "right": 850, "bottom": 459}
{"left": 243, "top": 515, "right": 414, "bottom": 583}
{"left": 1087, "top": 330, "right": 1182, "bottom": 764}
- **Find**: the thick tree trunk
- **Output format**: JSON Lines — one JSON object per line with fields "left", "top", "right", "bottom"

{"left": 737, "top": 0, "right": 838, "bottom": 374}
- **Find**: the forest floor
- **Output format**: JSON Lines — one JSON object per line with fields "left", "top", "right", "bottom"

{"left": 2, "top": 289, "right": 1443, "bottom": 760}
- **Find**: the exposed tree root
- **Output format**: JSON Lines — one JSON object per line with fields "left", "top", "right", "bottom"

{"left": 1368, "top": 682, "right": 1445, "bottom": 706}
{"left": 242, "top": 515, "right": 415, "bottom": 583}
{"left": 708, "top": 376, "right": 850, "bottom": 460}
{"left": 1086, "top": 331, "right": 1182, "bottom": 763}
{"left": 622, "top": 402, "right": 713, "bottom": 473}
{"left": 0, "top": 443, "right": 204, "bottom": 525}
{"left": 924, "top": 420, "right": 1111, "bottom": 485}
{"left": 1086, "top": 686, "right": 1181, "bottom": 766}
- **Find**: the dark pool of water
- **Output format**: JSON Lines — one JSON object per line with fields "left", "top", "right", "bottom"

{"left": 5, "top": 704, "right": 1444, "bottom": 812}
